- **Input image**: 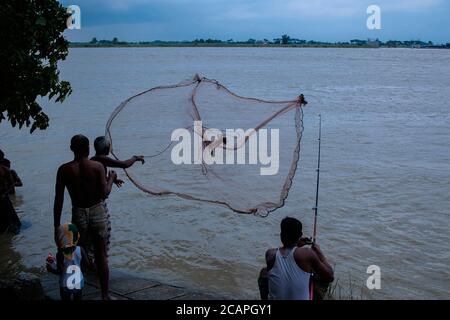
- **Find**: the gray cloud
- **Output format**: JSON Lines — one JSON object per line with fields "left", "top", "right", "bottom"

{"left": 61, "top": 0, "right": 449, "bottom": 42}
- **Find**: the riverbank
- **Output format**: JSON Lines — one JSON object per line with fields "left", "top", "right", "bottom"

{"left": 1, "top": 269, "right": 226, "bottom": 300}
{"left": 41, "top": 269, "right": 226, "bottom": 300}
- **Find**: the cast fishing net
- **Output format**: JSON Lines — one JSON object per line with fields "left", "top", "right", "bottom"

{"left": 106, "top": 75, "right": 307, "bottom": 216}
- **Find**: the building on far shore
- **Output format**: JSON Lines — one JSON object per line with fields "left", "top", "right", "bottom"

{"left": 367, "top": 39, "right": 381, "bottom": 48}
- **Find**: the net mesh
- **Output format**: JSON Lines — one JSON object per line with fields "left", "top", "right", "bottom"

{"left": 106, "top": 75, "right": 307, "bottom": 216}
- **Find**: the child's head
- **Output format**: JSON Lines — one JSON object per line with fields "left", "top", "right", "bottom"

{"left": 56, "top": 223, "right": 80, "bottom": 259}
{"left": 94, "top": 136, "right": 111, "bottom": 156}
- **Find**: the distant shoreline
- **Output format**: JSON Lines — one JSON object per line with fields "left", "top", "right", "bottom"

{"left": 69, "top": 42, "right": 450, "bottom": 49}
{"left": 70, "top": 37, "right": 450, "bottom": 49}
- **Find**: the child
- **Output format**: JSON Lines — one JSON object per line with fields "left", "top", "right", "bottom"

{"left": 47, "top": 223, "right": 89, "bottom": 300}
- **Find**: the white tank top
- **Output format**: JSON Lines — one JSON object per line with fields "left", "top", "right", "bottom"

{"left": 268, "top": 247, "right": 311, "bottom": 300}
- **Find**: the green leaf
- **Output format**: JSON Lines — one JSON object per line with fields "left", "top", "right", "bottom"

{"left": 35, "top": 16, "right": 46, "bottom": 26}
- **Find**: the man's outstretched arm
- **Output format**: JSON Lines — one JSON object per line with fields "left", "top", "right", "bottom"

{"left": 100, "top": 155, "right": 145, "bottom": 169}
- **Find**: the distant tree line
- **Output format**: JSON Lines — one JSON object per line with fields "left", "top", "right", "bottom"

{"left": 75, "top": 35, "right": 450, "bottom": 49}
{"left": 89, "top": 37, "right": 128, "bottom": 45}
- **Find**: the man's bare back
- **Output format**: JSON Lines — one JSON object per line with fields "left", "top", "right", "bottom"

{"left": 57, "top": 159, "right": 107, "bottom": 208}
{"left": 53, "top": 135, "right": 116, "bottom": 228}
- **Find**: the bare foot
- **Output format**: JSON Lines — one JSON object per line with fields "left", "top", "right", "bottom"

{"left": 102, "top": 294, "right": 117, "bottom": 300}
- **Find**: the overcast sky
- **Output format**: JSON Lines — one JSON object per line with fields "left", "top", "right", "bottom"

{"left": 60, "top": 0, "right": 450, "bottom": 43}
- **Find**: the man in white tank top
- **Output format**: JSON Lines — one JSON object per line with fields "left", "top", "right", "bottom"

{"left": 259, "top": 217, "right": 334, "bottom": 300}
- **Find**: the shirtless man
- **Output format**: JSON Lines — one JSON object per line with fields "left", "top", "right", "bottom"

{"left": 53, "top": 135, "right": 116, "bottom": 300}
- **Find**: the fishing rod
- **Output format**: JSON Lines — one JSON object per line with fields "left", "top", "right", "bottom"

{"left": 312, "top": 114, "right": 322, "bottom": 244}
{"left": 309, "top": 114, "right": 322, "bottom": 301}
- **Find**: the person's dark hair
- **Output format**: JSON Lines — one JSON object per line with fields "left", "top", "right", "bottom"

{"left": 70, "top": 134, "right": 89, "bottom": 155}
{"left": 94, "top": 136, "right": 111, "bottom": 156}
{"left": 280, "top": 217, "right": 303, "bottom": 247}
{"left": 0, "top": 149, "right": 4, "bottom": 160}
